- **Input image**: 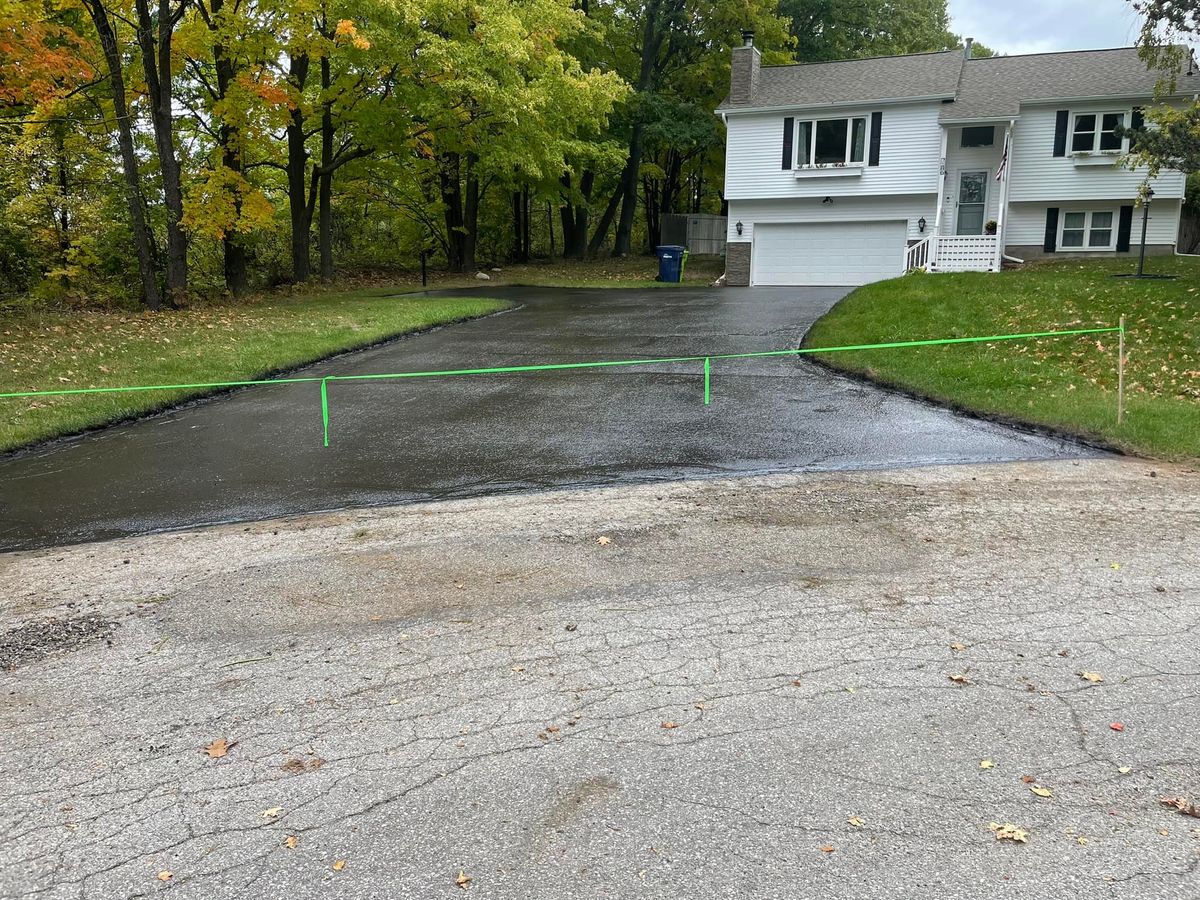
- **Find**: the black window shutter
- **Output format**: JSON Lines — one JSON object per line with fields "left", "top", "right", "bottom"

{"left": 1044, "top": 208, "right": 1059, "bottom": 252}
{"left": 1053, "top": 110, "right": 1069, "bottom": 157}
{"left": 782, "top": 117, "right": 794, "bottom": 169}
{"left": 1117, "top": 205, "right": 1134, "bottom": 252}
{"left": 1130, "top": 107, "right": 1144, "bottom": 151}
{"left": 869, "top": 111, "right": 883, "bottom": 166}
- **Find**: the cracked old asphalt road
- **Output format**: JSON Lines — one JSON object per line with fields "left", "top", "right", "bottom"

{"left": 1, "top": 458, "right": 1198, "bottom": 899}
{"left": 0, "top": 286, "right": 1096, "bottom": 551}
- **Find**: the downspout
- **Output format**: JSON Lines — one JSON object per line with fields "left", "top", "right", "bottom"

{"left": 1000, "top": 120, "right": 1025, "bottom": 264}
{"left": 995, "top": 119, "right": 1019, "bottom": 268}
{"left": 932, "top": 126, "right": 949, "bottom": 268}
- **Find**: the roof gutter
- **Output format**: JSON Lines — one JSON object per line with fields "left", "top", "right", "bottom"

{"left": 718, "top": 94, "right": 956, "bottom": 116}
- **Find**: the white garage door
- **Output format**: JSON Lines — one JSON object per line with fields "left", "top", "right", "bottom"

{"left": 752, "top": 221, "right": 907, "bottom": 286}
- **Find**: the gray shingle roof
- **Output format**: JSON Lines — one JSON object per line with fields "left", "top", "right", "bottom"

{"left": 941, "top": 48, "right": 1184, "bottom": 122}
{"left": 717, "top": 50, "right": 963, "bottom": 111}
{"left": 718, "top": 45, "right": 1193, "bottom": 118}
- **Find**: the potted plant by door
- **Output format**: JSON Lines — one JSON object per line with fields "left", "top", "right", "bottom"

{"left": 984, "top": 220, "right": 998, "bottom": 235}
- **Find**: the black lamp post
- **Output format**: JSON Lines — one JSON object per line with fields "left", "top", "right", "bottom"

{"left": 1136, "top": 189, "right": 1154, "bottom": 278}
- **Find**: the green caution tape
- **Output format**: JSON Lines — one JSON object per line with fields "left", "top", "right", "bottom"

{"left": 0, "top": 325, "right": 1121, "bottom": 450}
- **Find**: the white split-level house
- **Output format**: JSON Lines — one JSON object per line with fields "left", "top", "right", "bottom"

{"left": 717, "top": 33, "right": 1195, "bottom": 287}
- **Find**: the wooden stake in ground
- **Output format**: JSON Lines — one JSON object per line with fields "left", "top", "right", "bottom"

{"left": 1118, "top": 314, "right": 1126, "bottom": 425}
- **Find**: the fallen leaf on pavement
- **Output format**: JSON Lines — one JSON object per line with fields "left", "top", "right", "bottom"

{"left": 989, "top": 822, "right": 1029, "bottom": 843}
{"left": 661, "top": 721, "right": 679, "bottom": 730}
{"left": 948, "top": 673, "right": 971, "bottom": 685}
{"left": 284, "top": 836, "right": 298, "bottom": 849}
{"left": 949, "top": 642, "right": 967, "bottom": 652}
{"left": 202, "top": 738, "right": 236, "bottom": 759}
{"left": 157, "top": 871, "right": 173, "bottom": 881}
{"left": 1118, "top": 766, "right": 1132, "bottom": 775}
{"left": 1110, "top": 722, "right": 1126, "bottom": 732}
{"left": 1159, "top": 796, "right": 1200, "bottom": 818}
{"left": 1076, "top": 836, "right": 1089, "bottom": 846}
{"left": 596, "top": 536, "right": 611, "bottom": 546}
{"left": 261, "top": 807, "right": 283, "bottom": 820}
{"left": 1079, "top": 671, "right": 1104, "bottom": 683}
{"left": 848, "top": 816, "right": 865, "bottom": 827}
{"left": 332, "top": 860, "right": 346, "bottom": 872}
{"left": 1030, "top": 786, "right": 1053, "bottom": 798}
{"left": 456, "top": 871, "right": 472, "bottom": 889}
{"left": 1021, "top": 775, "right": 1036, "bottom": 784}
{"left": 819, "top": 845, "right": 835, "bottom": 853}
{"left": 980, "top": 760, "right": 994, "bottom": 769}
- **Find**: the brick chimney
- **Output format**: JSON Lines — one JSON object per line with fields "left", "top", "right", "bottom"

{"left": 729, "top": 30, "right": 760, "bottom": 105}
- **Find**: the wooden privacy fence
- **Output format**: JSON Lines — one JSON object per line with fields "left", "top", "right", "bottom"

{"left": 662, "top": 214, "right": 728, "bottom": 255}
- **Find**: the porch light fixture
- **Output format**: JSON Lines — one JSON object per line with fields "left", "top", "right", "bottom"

{"left": 918, "top": 217, "right": 927, "bottom": 233}
{"left": 735, "top": 220, "right": 743, "bottom": 236}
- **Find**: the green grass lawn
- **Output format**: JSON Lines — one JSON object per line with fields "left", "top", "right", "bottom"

{"left": 804, "top": 256, "right": 1200, "bottom": 459}
{"left": 0, "top": 288, "right": 510, "bottom": 452}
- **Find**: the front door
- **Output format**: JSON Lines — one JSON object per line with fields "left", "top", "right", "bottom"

{"left": 956, "top": 171, "right": 988, "bottom": 235}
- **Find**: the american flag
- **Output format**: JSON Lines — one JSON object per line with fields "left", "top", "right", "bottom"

{"left": 995, "top": 132, "right": 1010, "bottom": 181}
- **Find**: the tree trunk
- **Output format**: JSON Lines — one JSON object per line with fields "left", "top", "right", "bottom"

{"left": 588, "top": 179, "right": 625, "bottom": 257}
{"left": 463, "top": 156, "right": 479, "bottom": 272}
{"left": 511, "top": 190, "right": 523, "bottom": 262}
{"left": 134, "top": 0, "right": 187, "bottom": 306}
{"left": 286, "top": 52, "right": 312, "bottom": 282}
{"left": 440, "top": 153, "right": 466, "bottom": 272}
{"left": 207, "top": 0, "right": 248, "bottom": 296}
{"left": 54, "top": 128, "right": 71, "bottom": 290}
{"left": 82, "top": 0, "right": 162, "bottom": 310}
{"left": 612, "top": 123, "right": 644, "bottom": 257}
{"left": 318, "top": 54, "right": 334, "bottom": 281}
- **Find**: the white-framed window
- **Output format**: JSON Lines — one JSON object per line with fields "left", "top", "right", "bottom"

{"left": 795, "top": 116, "right": 868, "bottom": 167}
{"left": 1070, "top": 111, "right": 1127, "bottom": 154}
{"left": 1060, "top": 210, "right": 1117, "bottom": 250}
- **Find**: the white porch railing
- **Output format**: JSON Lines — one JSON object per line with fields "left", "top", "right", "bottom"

{"left": 905, "top": 235, "right": 1000, "bottom": 273}
{"left": 904, "top": 235, "right": 934, "bottom": 271}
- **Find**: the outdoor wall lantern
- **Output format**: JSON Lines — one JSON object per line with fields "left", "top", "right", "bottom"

{"left": 735, "top": 220, "right": 743, "bottom": 236}
{"left": 918, "top": 217, "right": 927, "bottom": 233}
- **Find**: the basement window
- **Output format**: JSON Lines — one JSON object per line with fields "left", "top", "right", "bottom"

{"left": 1061, "top": 210, "right": 1116, "bottom": 249}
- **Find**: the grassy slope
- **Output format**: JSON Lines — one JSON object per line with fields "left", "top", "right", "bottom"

{"left": 804, "top": 256, "right": 1200, "bottom": 459}
{"left": 0, "top": 288, "right": 510, "bottom": 452}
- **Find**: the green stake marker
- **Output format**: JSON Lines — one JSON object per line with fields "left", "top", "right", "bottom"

{"left": 320, "top": 378, "right": 330, "bottom": 448}
{"left": 704, "top": 357, "right": 711, "bottom": 406}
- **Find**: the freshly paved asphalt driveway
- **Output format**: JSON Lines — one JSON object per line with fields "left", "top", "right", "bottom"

{"left": 0, "top": 286, "right": 1093, "bottom": 551}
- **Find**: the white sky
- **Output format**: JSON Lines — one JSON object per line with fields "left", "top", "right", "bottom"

{"left": 948, "top": 0, "right": 1144, "bottom": 55}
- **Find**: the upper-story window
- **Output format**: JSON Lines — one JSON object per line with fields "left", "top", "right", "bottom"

{"left": 1071, "top": 112, "right": 1126, "bottom": 153}
{"left": 961, "top": 126, "right": 995, "bottom": 148}
{"left": 796, "top": 116, "right": 868, "bottom": 166}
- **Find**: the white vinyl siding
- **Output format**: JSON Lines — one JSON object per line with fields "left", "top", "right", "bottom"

{"left": 727, "top": 196, "right": 936, "bottom": 243}
{"left": 751, "top": 221, "right": 907, "bottom": 286}
{"left": 724, "top": 101, "right": 942, "bottom": 200}
{"left": 942, "top": 126, "right": 1006, "bottom": 235}
{"left": 1005, "top": 199, "right": 1183, "bottom": 247}
{"left": 1007, "top": 103, "right": 1186, "bottom": 202}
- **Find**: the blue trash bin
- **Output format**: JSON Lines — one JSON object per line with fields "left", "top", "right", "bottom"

{"left": 655, "top": 245, "right": 686, "bottom": 283}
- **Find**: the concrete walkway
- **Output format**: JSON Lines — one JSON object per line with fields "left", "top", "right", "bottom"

{"left": 1, "top": 458, "right": 1197, "bottom": 899}
{"left": 0, "top": 286, "right": 1093, "bottom": 551}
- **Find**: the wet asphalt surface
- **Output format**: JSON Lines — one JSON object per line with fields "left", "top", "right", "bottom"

{"left": 0, "top": 286, "right": 1096, "bottom": 552}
